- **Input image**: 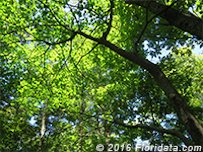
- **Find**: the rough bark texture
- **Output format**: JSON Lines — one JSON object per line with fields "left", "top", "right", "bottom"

{"left": 126, "top": 0, "right": 203, "bottom": 40}
{"left": 77, "top": 31, "right": 203, "bottom": 145}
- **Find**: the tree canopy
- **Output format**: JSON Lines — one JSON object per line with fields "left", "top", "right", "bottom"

{"left": 0, "top": 0, "right": 203, "bottom": 151}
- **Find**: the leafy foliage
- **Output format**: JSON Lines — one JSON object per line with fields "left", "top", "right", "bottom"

{"left": 0, "top": 0, "right": 202, "bottom": 151}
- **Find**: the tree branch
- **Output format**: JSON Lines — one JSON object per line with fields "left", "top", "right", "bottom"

{"left": 75, "top": 30, "right": 203, "bottom": 145}
{"left": 102, "top": 0, "right": 114, "bottom": 39}
{"left": 76, "top": 43, "right": 99, "bottom": 65}
{"left": 63, "top": 108, "right": 193, "bottom": 146}
{"left": 114, "top": 120, "right": 193, "bottom": 146}
{"left": 35, "top": 0, "right": 203, "bottom": 144}
{"left": 134, "top": 0, "right": 177, "bottom": 46}
{"left": 31, "top": 33, "right": 76, "bottom": 45}
{"left": 126, "top": 0, "right": 203, "bottom": 40}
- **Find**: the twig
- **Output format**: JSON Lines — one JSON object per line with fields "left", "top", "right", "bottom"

{"left": 102, "top": 0, "right": 114, "bottom": 39}
{"left": 76, "top": 43, "right": 99, "bottom": 65}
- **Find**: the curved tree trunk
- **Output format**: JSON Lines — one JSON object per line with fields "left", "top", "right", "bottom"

{"left": 76, "top": 31, "right": 203, "bottom": 145}
{"left": 139, "top": 57, "right": 203, "bottom": 145}
{"left": 126, "top": 0, "right": 203, "bottom": 40}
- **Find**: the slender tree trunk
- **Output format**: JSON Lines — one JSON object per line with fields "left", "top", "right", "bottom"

{"left": 126, "top": 0, "right": 203, "bottom": 40}
{"left": 79, "top": 87, "right": 86, "bottom": 152}
{"left": 38, "top": 102, "right": 47, "bottom": 152}
{"left": 38, "top": 111, "right": 46, "bottom": 152}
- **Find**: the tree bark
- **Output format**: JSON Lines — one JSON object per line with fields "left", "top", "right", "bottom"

{"left": 126, "top": 0, "right": 203, "bottom": 40}
{"left": 77, "top": 31, "right": 203, "bottom": 145}
{"left": 38, "top": 111, "right": 46, "bottom": 152}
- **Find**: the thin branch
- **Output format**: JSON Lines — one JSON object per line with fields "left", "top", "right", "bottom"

{"left": 39, "top": 0, "right": 74, "bottom": 32}
{"left": 134, "top": 0, "right": 178, "bottom": 46}
{"left": 102, "top": 0, "right": 114, "bottom": 39}
{"left": 62, "top": 108, "right": 193, "bottom": 146}
{"left": 66, "top": 2, "right": 80, "bottom": 29}
{"left": 114, "top": 120, "right": 193, "bottom": 146}
{"left": 126, "top": 0, "right": 203, "bottom": 40}
{"left": 33, "top": 34, "right": 76, "bottom": 45}
{"left": 76, "top": 43, "right": 99, "bottom": 65}
{"left": 134, "top": 7, "right": 149, "bottom": 48}
{"left": 43, "top": 45, "right": 51, "bottom": 74}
